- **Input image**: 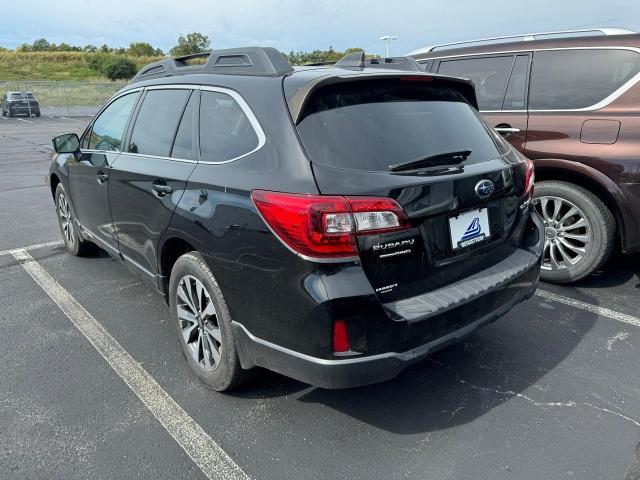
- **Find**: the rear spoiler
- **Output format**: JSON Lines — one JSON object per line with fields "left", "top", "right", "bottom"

{"left": 287, "top": 72, "right": 479, "bottom": 124}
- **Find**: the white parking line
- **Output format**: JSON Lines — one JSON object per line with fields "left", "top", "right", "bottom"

{"left": 0, "top": 240, "right": 64, "bottom": 257}
{"left": 16, "top": 118, "right": 35, "bottom": 124}
{"left": 536, "top": 289, "right": 640, "bottom": 328}
{"left": 11, "top": 248, "right": 249, "bottom": 480}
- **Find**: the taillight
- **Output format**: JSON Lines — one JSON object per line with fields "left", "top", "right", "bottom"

{"left": 524, "top": 159, "right": 535, "bottom": 196}
{"left": 332, "top": 319, "right": 350, "bottom": 353}
{"left": 251, "top": 190, "right": 409, "bottom": 260}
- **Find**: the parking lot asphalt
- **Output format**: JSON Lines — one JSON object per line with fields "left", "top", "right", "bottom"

{"left": 1, "top": 116, "right": 639, "bottom": 480}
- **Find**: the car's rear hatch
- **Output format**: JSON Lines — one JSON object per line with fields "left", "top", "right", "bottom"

{"left": 289, "top": 73, "right": 533, "bottom": 304}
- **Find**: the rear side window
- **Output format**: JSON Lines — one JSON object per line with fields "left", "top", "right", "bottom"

{"left": 530, "top": 49, "right": 640, "bottom": 109}
{"left": 89, "top": 92, "right": 139, "bottom": 151}
{"left": 128, "top": 89, "right": 191, "bottom": 157}
{"left": 296, "top": 79, "right": 506, "bottom": 172}
{"left": 437, "top": 56, "right": 514, "bottom": 110}
{"left": 199, "top": 91, "right": 259, "bottom": 162}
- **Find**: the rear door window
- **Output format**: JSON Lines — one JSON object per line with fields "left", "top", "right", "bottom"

{"left": 503, "top": 55, "right": 529, "bottom": 110}
{"left": 437, "top": 55, "right": 514, "bottom": 110}
{"left": 128, "top": 89, "right": 191, "bottom": 157}
{"left": 199, "top": 90, "right": 260, "bottom": 162}
{"left": 529, "top": 49, "right": 640, "bottom": 109}
{"left": 89, "top": 92, "right": 140, "bottom": 151}
{"left": 170, "top": 91, "right": 198, "bottom": 160}
{"left": 296, "top": 79, "right": 506, "bottom": 172}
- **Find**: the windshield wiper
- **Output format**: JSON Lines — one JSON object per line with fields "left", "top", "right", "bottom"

{"left": 388, "top": 149, "right": 472, "bottom": 172}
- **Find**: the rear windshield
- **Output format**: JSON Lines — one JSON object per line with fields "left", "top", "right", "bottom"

{"left": 10, "top": 93, "right": 35, "bottom": 100}
{"left": 296, "top": 80, "right": 507, "bottom": 172}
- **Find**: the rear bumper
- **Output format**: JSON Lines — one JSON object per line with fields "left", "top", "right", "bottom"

{"left": 233, "top": 259, "right": 540, "bottom": 389}
{"left": 8, "top": 104, "right": 40, "bottom": 113}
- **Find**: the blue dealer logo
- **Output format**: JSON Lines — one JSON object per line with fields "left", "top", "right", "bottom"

{"left": 461, "top": 217, "right": 482, "bottom": 241}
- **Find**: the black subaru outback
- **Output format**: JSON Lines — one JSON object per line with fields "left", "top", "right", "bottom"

{"left": 49, "top": 48, "right": 543, "bottom": 390}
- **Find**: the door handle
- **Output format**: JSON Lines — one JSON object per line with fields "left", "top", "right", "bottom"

{"left": 495, "top": 126, "right": 521, "bottom": 136}
{"left": 152, "top": 182, "right": 172, "bottom": 197}
{"left": 96, "top": 172, "right": 108, "bottom": 184}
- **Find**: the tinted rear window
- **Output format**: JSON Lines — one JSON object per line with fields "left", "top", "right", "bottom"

{"left": 296, "top": 80, "right": 506, "bottom": 172}
{"left": 530, "top": 49, "right": 640, "bottom": 109}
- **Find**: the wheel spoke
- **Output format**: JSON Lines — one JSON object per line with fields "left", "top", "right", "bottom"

{"left": 193, "top": 279, "right": 202, "bottom": 312}
{"left": 551, "top": 198, "right": 561, "bottom": 223}
{"left": 561, "top": 232, "right": 589, "bottom": 243}
{"left": 201, "top": 334, "right": 212, "bottom": 369}
{"left": 549, "top": 242, "right": 561, "bottom": 270}
{"left": 204, "top": 323, "right": 222, "bottom": 342}
{"left": 177, "top": 282, "right": 196, "bottom": 312}
{"left": 177, "top": 305, "right": 196, "bottom": 323}
{"left": 559, "top": 218, "right": 586, "bottom": 232}
{"left": 202, "top": 300, "right": 216, "bottom": 317}
{"left": 558, "top": 237, "right": 585, "bottom": 254}
{"left": 181, "top": 323, "right": 197, "bottom": 343}
{"left": 555, "top": 241, "right": 577, "bottom": 265}
{"left": 207, "top": 335, "right": 221, "bottom": 366}
{"left": 558, "top": 206, "right": 578, "bottom": 225}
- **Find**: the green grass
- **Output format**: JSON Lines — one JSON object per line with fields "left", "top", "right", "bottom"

{"left": 0, "top": 51, "right": 163, "bottom": 81}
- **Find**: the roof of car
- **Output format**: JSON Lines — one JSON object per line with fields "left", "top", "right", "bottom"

{"left": 409, "top": 32, "right": 640, "bottom": 61}
{"left": 123, "top": 48, "right": 480, "bottom": 117}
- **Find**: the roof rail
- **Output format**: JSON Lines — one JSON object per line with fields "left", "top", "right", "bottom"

{"left": 335, "top": 51, "right": 366, "bottom": 69}
{"left": 333, "top": 51, "right": 422, "bottom": 72}
{"left": 131, "top": 46, "right": 294, "bottom": 83}
{"left": 406, "top": 27, "right": 638, "bottom": 55}
{"left": 365, "top": 56, "right": 422, "bottom": 71}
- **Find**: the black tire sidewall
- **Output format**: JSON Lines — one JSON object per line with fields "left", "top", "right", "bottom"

{"left": 535, "top": 181, "right": 614, "bottom": 283}
{"left": 169, "top": 252, "right": 242, "bottom": 391}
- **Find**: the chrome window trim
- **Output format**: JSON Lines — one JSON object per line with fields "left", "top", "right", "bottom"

{"left": 422, "top": 46, "right": 640, "bottom": 113}
{"left": 83, "top": 84, "right": 266, "bottom": 164}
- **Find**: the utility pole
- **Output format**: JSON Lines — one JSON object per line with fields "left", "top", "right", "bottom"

{"left": 380, "top": 35, "right": 398, "bottom": 57}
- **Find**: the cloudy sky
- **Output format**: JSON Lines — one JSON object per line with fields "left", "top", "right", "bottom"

{"left": 3, "top": 0, "right": 640, "bottom": 55}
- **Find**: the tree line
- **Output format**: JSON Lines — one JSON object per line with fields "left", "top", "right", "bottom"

{"left": 8, "top": 34, "right": 365, "bottom": 64}
{"left": 3, "top": 33, "right": 369, "bottom": 80}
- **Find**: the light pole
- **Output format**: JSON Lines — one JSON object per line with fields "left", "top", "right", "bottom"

{"left": 380, "top": 35, "right": 398, "bottom": 57}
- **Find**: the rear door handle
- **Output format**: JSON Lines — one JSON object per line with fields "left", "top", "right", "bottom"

{"left": 495, "top": 126, "right": 521, "bottom": 135}
{"left": 152, "top": 181, "right": 172, "bottom": 197}
{"left": 96, "top": 172, "right": 108, "bottom": 184}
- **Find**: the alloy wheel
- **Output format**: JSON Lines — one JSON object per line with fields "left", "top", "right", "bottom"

{"left": 534, "top": 195, "right": 591, "bottom": 271}
{"left": 176, "top": 275, "right": 222, "bottom": 370}
{"left": 57, "top": 192, "right": 75, "bottom": 246}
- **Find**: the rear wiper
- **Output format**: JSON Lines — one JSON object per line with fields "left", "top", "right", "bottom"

{"left": 388, "top": 149, "right": 472, "bottom": 172}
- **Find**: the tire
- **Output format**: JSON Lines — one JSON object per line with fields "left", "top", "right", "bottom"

{"left": 7, "top": 109, "right": 13, "bottom": 117}
{"left": 534, "top": 180, "right": 615, "bottom": 284}
{"left": 54, "top": 184, "right": 97, "bottom": 256}
{"left": 169, "top": 252, "right": 249, "bottom": 391}
{"left": 35, "top": 111, "right": 41, "bottom": 117}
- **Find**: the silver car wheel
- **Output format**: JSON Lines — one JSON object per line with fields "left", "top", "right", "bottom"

{"left": 57, "top": 192, "right": 75, "bottom": 246}
{"left": 534, "top": 195, "right": 591, "bottom": 271}
{"left": 176, "top": 275, "right": 222, "bottom": 371}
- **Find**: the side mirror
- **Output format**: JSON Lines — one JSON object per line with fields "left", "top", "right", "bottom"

{"left": 52, "top": 133, "right": 80, "bottom": 154}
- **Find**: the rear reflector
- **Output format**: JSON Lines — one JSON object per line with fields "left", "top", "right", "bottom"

{"left": 524, "top": 159, "right": 535, "bottom": 196}
{"left": 251, "top": 190, "right": 409, "bottom": 260}
{"left": 333, "top": 320, "right": 350, "bottom": 353}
